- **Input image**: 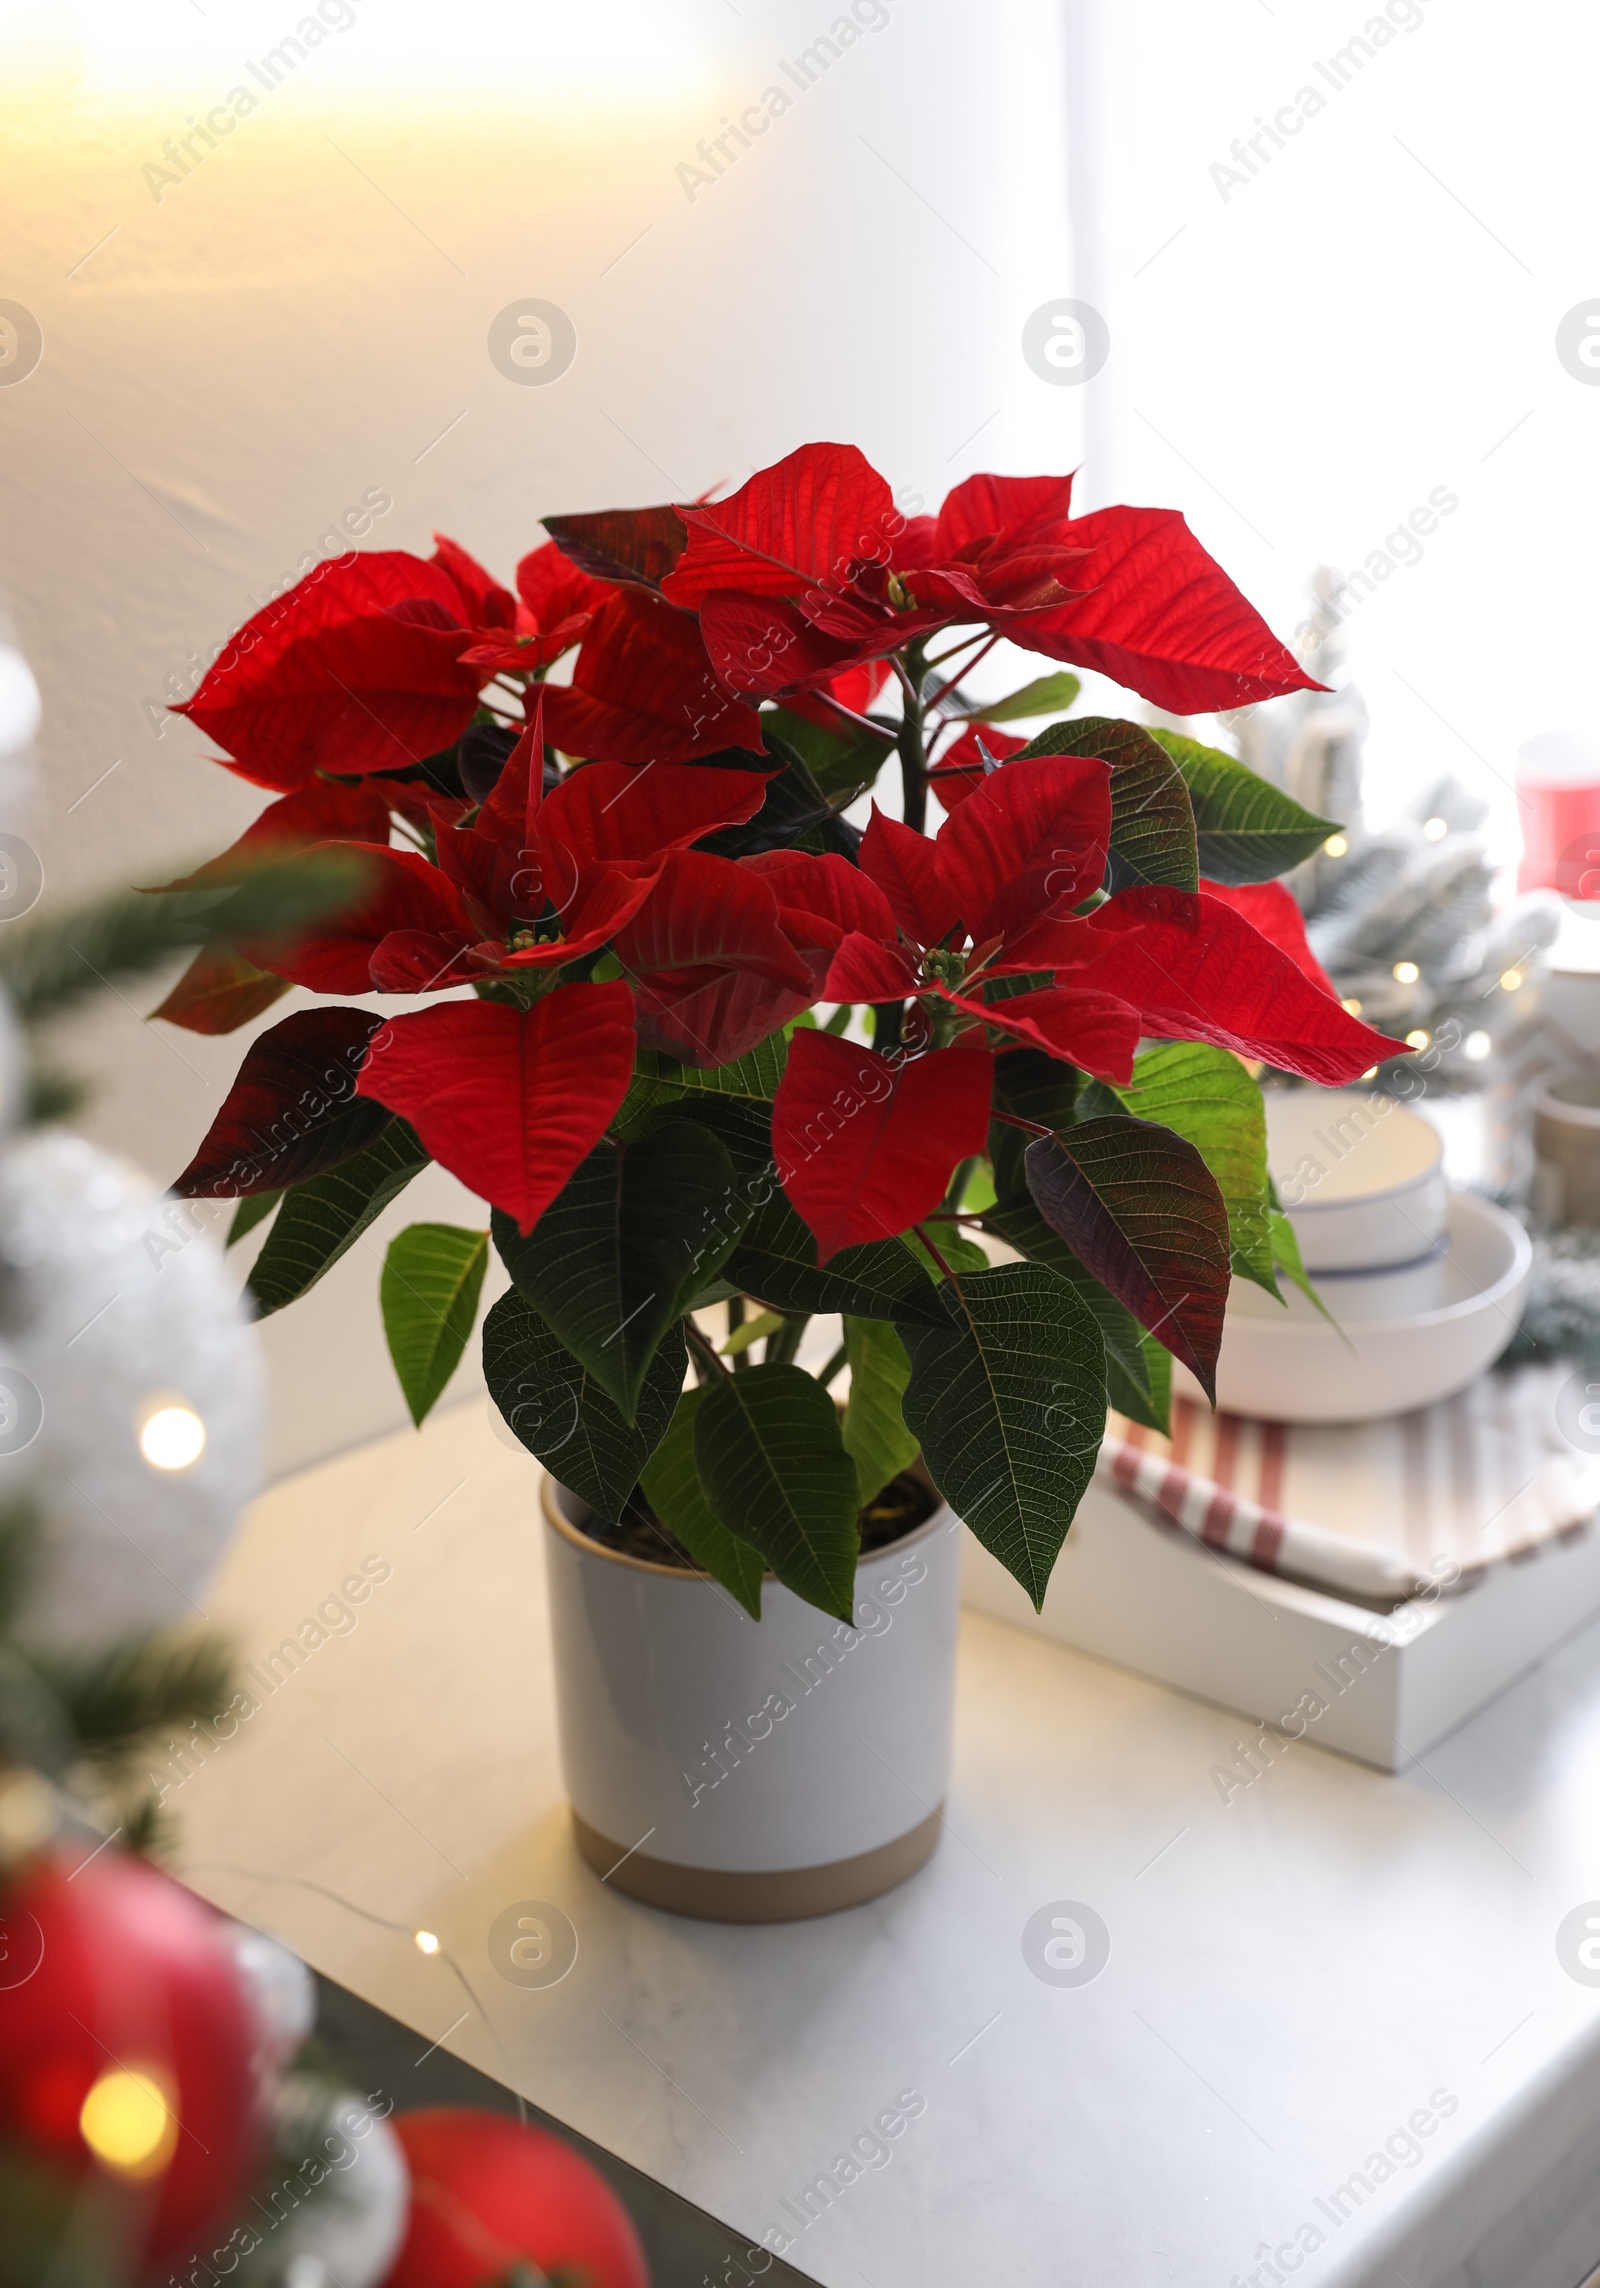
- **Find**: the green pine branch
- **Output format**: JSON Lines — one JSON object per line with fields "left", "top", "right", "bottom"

{"left": 0, "top": 849, "right": 371, "bottom": 1026}
{"left": 29, "top": 1631, "right": 237, "bottom": 1776}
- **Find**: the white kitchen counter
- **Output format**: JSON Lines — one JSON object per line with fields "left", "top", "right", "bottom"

{"left": 177, "top": 1396, "right": 1600, "bottom": 2288}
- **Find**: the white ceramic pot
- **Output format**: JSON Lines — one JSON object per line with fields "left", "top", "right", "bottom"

{"left": 540, "top": 1478, "right": 961, "bottom": 1922}
{"left": 1179, "top": 1192, "right": 1531, "bottom": 1424}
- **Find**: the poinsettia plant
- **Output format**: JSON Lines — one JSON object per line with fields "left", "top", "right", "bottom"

{"left": 157, "top": 444, "right": 1399, "bottom": 1623}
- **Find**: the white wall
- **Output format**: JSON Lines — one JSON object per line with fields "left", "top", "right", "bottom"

{"left": 1058, "top": 0, "right": 1599, "bottom": 848}
{"left": 0, "top": 0, "right": 1075, "bottom": 1475}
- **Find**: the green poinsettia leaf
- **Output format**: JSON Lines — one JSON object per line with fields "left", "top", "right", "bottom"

{"left": 958, "top": 1159, "right": 997, "bottom": 1213}
{"left": 617, "top": 1038, "right": 788, "bottom": 1137}
{"left": 1269, "top": 1206, "right": 1341, "bottom": 1332}
{"left": 627, "top": 1083, "right": 777, "bottom": 1198}
{"left": 898, "top": 1263, "right": 1105, "bottom": 1610}
{"left": 904, "top": 1224, "right": 990, "bottom": 1284}
{"left": 227, "top": 1190, "right": 281, "bottom": 1249}
{"left": 493, "top": 1120, "right": 750, "bottom": 1422}
{"left": 1112, "top": 1042, "right": 1275, "bottom": 1296}
{"left": 1016, "top": 715, "right": 1197, "bottom": 891}
{"left": 1133, "top": 1329, "right": 1174, "bottom": 1437}
{"left": 698, "top": 734, "right": 858, "bottom": 861}
{"left": 761, "top": 707, "right": 894, "bottom": 802}
{"left": 842, "top": 1317, "right": 919, "bottom": 1506}
{"left": 950, "top": 670, "right": 1082, "bottom": 725}
{"left": 989, "top": 1045, "right": 1083, "bottom": 1204}
{"left": 693, "top": 1363, "right": 861, "bottom": 1621}
{"left": 482, "top": 1290, "right": 684, "bottom": 1518}
{"left": 722, "top": 1308, "right": 785, "bottom": 1357}
{"left": 640, "top": 1387, "right": 765, "bottom": 1619}
{"left": 726, "top": 1191, "right": 945, "bottom": 1326}
{"left": 380, "top": 1222, "right": 489, "bottom": 1427}
{"left": 246, "top": 1120, "right": 429, "bottom": 1318}
{"left": 981, "top": 1196, "right": 1168, "bottom": 1433}
{"left": 1149, "top": 728, "right": 1337, "bottom": 883}
{"left": 1024, "top": 1117, "right": 1232, "bottom": 1403}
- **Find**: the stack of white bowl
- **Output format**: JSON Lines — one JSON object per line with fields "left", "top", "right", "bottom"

{"left": 1201, "top": 1093, "right": 1531, "bottom": 1424}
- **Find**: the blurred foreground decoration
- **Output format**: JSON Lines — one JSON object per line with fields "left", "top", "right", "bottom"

{"left": 0, "top": 1819, "right": 264, "bottom": 2284}
{"left": 0, "top": 1128, "right": 263, "bottom": 1652}
{"left": 0, "top": 842, "right": 365, "bottom": 1837}
{"left": 0, "top": 1777, "right": 414, "bottom": 2288}
{"left": 0, "top": 875, "right": 642, "bottom": 2281}
{"left": 0, "top": 637, "right": 389, "bottom": 2282}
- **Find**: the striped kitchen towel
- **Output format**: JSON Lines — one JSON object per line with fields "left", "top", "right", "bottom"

{"left": 1097, "top": 1362, "right": 1600, "bottom": 1604}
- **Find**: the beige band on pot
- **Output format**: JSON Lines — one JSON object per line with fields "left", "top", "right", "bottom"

{"left": 571, "top": 1806, "right": 944, "bottom": 1923}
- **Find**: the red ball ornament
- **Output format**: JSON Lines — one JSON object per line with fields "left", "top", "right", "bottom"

{"left": 382, "top": 2107, "right": 650, "bottom": 2288}
{"left": 0, "top": 1846, "right": 262, "bottom": 2277}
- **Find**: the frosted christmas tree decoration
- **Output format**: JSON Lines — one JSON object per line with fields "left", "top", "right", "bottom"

{"left": 0, "top": 639, "right": 40, "bottom": 755}
{"left": 1233, "top": 568, "right": 1557, "bottom": 1081}
{"left": 0, "top": 622, "right": 40, "bottom": 832}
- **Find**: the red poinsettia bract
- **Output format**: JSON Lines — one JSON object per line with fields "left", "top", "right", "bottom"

{"left": 660, "top": 445, "right": 1320, "bottom": 717}
{"left": 770, "top": 754, "right": 1394, "bottom": 1258}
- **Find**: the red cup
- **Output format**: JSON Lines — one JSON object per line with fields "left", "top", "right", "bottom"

{"left": 1518, "top": 734, "right": 1600, "bottom": 893}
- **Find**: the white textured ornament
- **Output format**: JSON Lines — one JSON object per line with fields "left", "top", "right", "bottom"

{"left": 0, "top": 1130, "right": 264, "bottom": 1646}
{"left": 0, "top": 641, "right": 41, "bottom": 756}
{"left": 0, "top": 638, "right": 40, "bottom": 828}
{"left": 260, "top": 2080, "right": 411, "bottom": 2288}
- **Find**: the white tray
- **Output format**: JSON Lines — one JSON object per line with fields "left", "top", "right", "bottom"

{"left": 961, "top": 1475, "right": 1600, "bottom": 1771}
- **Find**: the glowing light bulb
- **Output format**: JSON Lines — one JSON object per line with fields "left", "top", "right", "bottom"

{"left": 1341, "top": 996, "right": 1363, "bottom": 1016}
{"left": 1392, "top": 961, "right": 1420, "bottom": 985}
{"left": 1323, "top": 833, "right": 1348, "bottom": 858}
{"left": 1500, "top": 967, "right": 1524, "bottom": 991}
{"left": 415, "top": 1930, "right": 440, "bottom": 1956}
{"left": 1423, "top": 816, "right": 1448, "bottom": 841}
{"left": 79, "top": 2069, "right": 176, "bottom": 2180}
{"left": 1465, "top": 1031, "right": 1492, "bottom": 1061}
{"left": 1405, "top": 1029, "right": 1431, "bottom": 1050}
{"left": 138, "top": 1404, "right": 205, "bottom": 1471}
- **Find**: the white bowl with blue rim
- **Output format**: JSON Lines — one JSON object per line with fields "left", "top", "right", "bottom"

{"left": 1266, "top": 1089, "right": 1448, "bottom": 1282}
{"left": 1171, "top": 1095, "right": 1531, "bottom": 1421}
{"left": 1196, "top": 1192, "right": 1531, "bottom": 1423}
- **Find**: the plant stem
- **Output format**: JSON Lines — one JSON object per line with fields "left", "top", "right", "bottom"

{"left": 727, "top": 1293, "right": 747, "bottom": 1372}
{"left": 817, "top": 1343, "right": 848, "bottom": 1389}
{"left": 913, "top": 1222, "right": 958, "bottom": 1280}
{"left": 765, "top": 1313, "right": 810, "bottom": 1367}
{"left": 807, "top": 689, "right": 895, "bottom": 743}
{"left": 923, "top": 627, "right": 993, "bottom": 673}
{"left": 926, "top": 630, "right": 1002, "bottom": 715}
{"left": 685, "top": 1321, "right": 732, "bottom": 1383}
{"left": 872, "top": 1000, "right": 906, "bottom": 1054}
{"left": 944, "top": 1154, "right": 978, "bottom": 1210}
{"left": 896, "top": 640, "right": 929, "bottom": 835}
